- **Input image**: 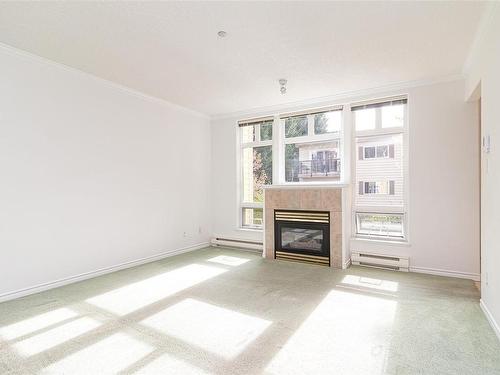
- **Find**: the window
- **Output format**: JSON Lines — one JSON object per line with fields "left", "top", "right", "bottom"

{"left": 242, "top": 208, "right": 263, "bottom": 227}
{"left": 281, "top": 107, "right": 343, "bottom": 183}
{"left": 352, "top": 97, "right": 407, "bottom": 240}
{"left": 356, "top": 213, "right": 404, "bottom": 238}
{"left": 359, "top": 181, "right": 395, "bottom": 195}
{"left": 235, "top": 97, "right": 408, "bottom": 235}
{"left": 362, "top": 145, "right": 392, "bottom": 159}
{"left": 314, "top": 111, "right": 342, "bottom": 134}
{"left": 285, "top": 116, "right": 308, "bottom": 138}
{"left": 239, "top": 118, "right": 273, "bottom": 228}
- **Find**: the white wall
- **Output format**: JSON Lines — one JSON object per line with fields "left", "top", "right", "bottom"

{"left": 465, "top": 4, "right": 500, "bottom": 338}
{"left": 211, "top": 79, "right": 480, "bottom": 279}
{"left": 0, "top": 45, "right": 212, "bottom": 298}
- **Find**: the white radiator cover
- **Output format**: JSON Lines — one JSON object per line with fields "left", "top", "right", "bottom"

{"left": 211, "top": 237, "right": 263, "bottom": 251}
{"left": 351, "top": 251, "right": 409, "bottom": 272}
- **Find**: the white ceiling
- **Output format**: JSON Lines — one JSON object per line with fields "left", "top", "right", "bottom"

{"left": 0, "top": 1, "right": 486, "bottom": 116}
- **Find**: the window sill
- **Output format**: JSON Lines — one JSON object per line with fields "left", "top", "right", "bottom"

{"left": 264, "top": 183, "right": 349, "bottom": 189}
{"left": 351, "top": 237, "right": 411, "bottom": 247}
{"left": 237, "top": 227, "right": 263, "bottom": 233}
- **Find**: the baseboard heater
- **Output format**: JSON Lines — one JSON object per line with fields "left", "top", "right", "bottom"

{"left": 351, "top": 251, "right": 409, "bottom": 272}
{"left": 211, "top": 237, "right": 263, "bottom": 251}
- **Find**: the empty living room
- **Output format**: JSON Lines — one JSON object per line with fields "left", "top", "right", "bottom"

{"left": 1, "top": 1, "right": 500, "bottom": 374}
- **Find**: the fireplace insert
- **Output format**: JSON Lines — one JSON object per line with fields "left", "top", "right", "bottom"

{"left": 274, "top": 210, "right": 330, "bottom": 266}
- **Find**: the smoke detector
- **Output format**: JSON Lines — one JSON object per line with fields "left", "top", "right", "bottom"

{"left": 279, "top": 79, "right": 287, "bottom": 95}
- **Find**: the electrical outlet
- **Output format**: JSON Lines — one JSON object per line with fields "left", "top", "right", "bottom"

{"left": 183, "top": 231, "right": 187, "bottom": 238}
{"left": 198, "top": 226, "right": 202, "bottom": 235}
{"left": 485, "top": 271, "right": 489, "bottom": 286}
{"left": 483, "top": 135, "right": 491, "bottom": 153}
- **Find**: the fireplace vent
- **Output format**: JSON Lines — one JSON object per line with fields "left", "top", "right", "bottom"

{"left": 275, "top": 210, "right": 329, "bottom": 223}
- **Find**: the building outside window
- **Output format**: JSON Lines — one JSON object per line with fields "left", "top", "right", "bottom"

{"left": 352, "top": 97, "right": 408, "bottom": 239}
{"left": 281, "top": 107, "right": 343, "bottom": 183}
{"left": 236, "top": 97, "right": 408, "bottom": 237}
{"left": 239, "top": 118, "right": 273, "bottom": 228}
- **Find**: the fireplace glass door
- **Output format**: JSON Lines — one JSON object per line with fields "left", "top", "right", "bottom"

{"left": 281, "top": 227, "right": 324, "bottom": 253}
{"left": 275, "top": 219, "right": 330, "bottom": 258}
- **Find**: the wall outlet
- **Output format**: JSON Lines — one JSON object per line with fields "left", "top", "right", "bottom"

{"left": 485, "top": 271, "right": 489, "bottom": 286}
{"left": 183, "top": 231, "right": 187, "bottom": 238}
{"left": 198, "top": 226, "right": 202, "bottom": 235}
{"left": 483, "top": 135, "right": 491, "bottom": 153}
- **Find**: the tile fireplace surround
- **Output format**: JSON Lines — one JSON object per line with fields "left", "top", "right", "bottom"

{"left": 263, "top": 187, "right": 344, "bottom": 268}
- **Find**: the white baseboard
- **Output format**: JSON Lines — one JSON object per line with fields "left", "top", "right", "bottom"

{"left": 409, "top": 266, "right": 480, "bottom": 281}
{"left": 480, "top": 299, "right": 500, "bottom": 342}
{"left": 0, "top": 242, "right": 210, "bottom": 303}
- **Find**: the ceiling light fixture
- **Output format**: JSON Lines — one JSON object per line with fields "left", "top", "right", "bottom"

{"left": 217, "top": 30, "right": 227, "bottom": 38}
{"left": 279, "top": 79, "right": 287, "bottom": 95}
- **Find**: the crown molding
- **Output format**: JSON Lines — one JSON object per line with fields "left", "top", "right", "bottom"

{"left": 0, "top": 42, "right": 210, "bottom": 120}
{"left": 210, "top": 73, "right": 464, "bottom": 121}
{"left": 462, "top": 2, "right": 498, "bottom": 75}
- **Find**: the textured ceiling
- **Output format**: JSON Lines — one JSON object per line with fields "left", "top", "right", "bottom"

{"left": 0, "top": 1, "right": 486, "bottom": 116}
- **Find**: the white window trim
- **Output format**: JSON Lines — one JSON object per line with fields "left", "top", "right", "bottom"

{"left": 351, "top": 95, "right": 410, "bottom": 242}
{"left": 279, "top": 111, "right": 345, "bottom": 184}
{"left": 234, "top": 96, "right": 409, "bottom": 239}
{"left": 237, "top": 120, "right": 274, "bottom": 230}
{"left": 355, "top": 212, "right": 406, "bottom": 240}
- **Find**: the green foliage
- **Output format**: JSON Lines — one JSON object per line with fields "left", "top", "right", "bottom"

{"left": 285, "top": 144, "right": 299, "bottom": 182}
{"left": 260, "top": 121, "right": 273, "bottom": 141}
{"left": 253, "top": 146, "right": 272, "bottom": 202}
{"left": 285, "top": 116, "right": 307, "bottom": 137}
{"left": 314, "top": 113, "right": 329, "bottom": 134}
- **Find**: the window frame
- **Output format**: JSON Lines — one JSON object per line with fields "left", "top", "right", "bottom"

{"left": 355, "top": 212, "right": 406, "bottom": 239}
{"left": 351, "top": 96, "right": 409, "bottom": 242}
{"left": 234, "top": 96, "right": 409, "bottom": 239}
{"left": 238, "top": 118, "right": 274, "bottom": 230}
{"left": 279, "top": 108, "right": 345, "bottom": 185}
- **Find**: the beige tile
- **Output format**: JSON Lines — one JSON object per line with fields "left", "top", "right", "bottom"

{"left": 320, "top": 188, "right": 342, "bottom": 212}
{"left": 330, "top": 212, "right": 342, "bottom": 235}
{"left": 280, "top": 189, "right": 301, "bottom": 210}
{"left": 265, "top": 189, "right": 281, "bottom": 208}
{"left": 299, "top": 189, "right": 321, "bottom": 210}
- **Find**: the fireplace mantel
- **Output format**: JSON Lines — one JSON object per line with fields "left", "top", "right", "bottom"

{"left": 263, "top": 186, "right": 346, "bottom": 268}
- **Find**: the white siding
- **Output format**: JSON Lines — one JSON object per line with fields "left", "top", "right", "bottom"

{"left": 355, "top": 134, "right": 404, "bottom": 208}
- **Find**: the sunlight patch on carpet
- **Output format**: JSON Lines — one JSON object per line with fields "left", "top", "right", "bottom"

{"left": 266, "top": 289, "right": 397, "bottom": 375}
{"left": 42, "top": 332, "right": 153, "bottom": 374}
{"left": 0, "top": 308, "right": 78, "bottom": 341}
{"left": 207, "top": 255, "right": 251, "bottom": 266}
{"left": 341, "top": 275, "right": 399, "bottom": 292}
{"left": 13, "top": 317, "right": 101, "bottom": 356}
{"left": 133, "top": 353, "right": 211, "bottom": 375}
{"left": 141, "top": 298, "right": 271, "bottom": 359}
{"left": 86, "top": 264, "right": 226, "bottom": 315}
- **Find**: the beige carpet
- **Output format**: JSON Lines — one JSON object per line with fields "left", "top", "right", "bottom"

{"left": 0, "top": 247, "right": 499, "bottom": 374}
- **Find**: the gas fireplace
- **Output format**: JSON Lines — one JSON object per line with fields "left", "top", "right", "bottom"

{"left": 274, "top": 209, "right": 330, "bottom": 266}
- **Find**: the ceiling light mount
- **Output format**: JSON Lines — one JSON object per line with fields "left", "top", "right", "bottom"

{"left": 217, "top": 30, "right": 227, "bottom": 38}
{"left": 279, "top": 79, "right": 287, "bottom": 95}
